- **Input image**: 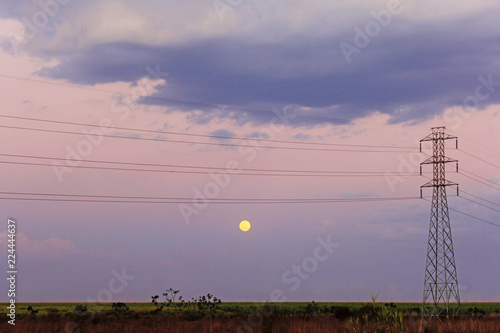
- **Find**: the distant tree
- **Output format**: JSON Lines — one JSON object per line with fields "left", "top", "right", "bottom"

{"left": 27, "top": 306, "right": 39, "bottom": 315}
{"left": 75, "top": 304, "right": 88, "bottom": 314}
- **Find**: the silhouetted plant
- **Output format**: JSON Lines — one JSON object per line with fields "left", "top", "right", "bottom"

{"left": 151, "top": 288, "right": 222, "bottom": 319}
{"left": 150, "top": 295, "right": 165, "bottom": 314}
{"left": 163, "top": 288, "right": 183, "bottom": 305}
{"left": 184, "top": 293, "right": 222, "bottom": 319}
{"left": 75, "top": 304, "right": 88, "bottom": 314}
{"left": 27, "top": 306, "right": 39, "bottom": 315}
{"left": 151, "top": 288, "right": 185, "bottom": 315}
{"left": 110, "top": 302, "right": 130, "bottom": 316}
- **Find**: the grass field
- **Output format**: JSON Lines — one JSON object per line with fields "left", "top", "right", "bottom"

{"left": 1, "top": 302, "right": 499, "bottom": 332}
{"left": 1, "top": 301, "right": 499, "bottom": 315}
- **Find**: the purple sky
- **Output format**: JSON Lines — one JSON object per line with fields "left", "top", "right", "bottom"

{"left": 0, "top": 0, "right": 499, "bottom": 303}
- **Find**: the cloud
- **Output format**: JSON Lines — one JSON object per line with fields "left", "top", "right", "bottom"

{"left": 210, "top": 129, "right": 235, "bottom": 142}
{"left": 293, "top": 133, "right": 312, "bottom": 140}
{"left": 249, "top": 131, "right": 272, "bottom": 139}
{"left": 3, "top": 1, "right": 500, "bottom": 126}
{"left": 3, "top": 0, "right": 498, "bottom": 47}
{"left": 0, "top": 231, "right": 76, "bottom": 260}
{"left": 38, "top": 20, "right": 500, "bottom": 125}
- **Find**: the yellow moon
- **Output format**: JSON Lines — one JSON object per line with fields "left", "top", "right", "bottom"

{"left": 239, "top": 220, "right": 251, "bottom": 232}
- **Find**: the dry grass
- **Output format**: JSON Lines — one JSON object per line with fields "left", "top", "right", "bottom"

{"left": 3, "top": 314, "right": 500, "bottom": 333}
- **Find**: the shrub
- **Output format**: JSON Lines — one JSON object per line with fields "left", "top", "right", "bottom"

{"left": 27, "top": 306, "right": 39, "bottom": 315}
{"left": 150, "top": 295, "right": 165, "bottom": 315}
{"left": 184, "top": 293, "right": 222, "bottom": 319}
{"left": 151, "top": 288, "right": 222, "bottom": 319}
{"left": 304, "top": 301, "right": 320, "bottom": 315}
{"left": 75, "top": 304, "right": 88, "bottom": 314}
{"left": 334, "top": 306, "right": 352, "bottom": 321}
{"left": 110, "top": 302, "right": 131, "bottom": 316}
{"left": 467, "top": 306, "right": 486, "bottom": 318}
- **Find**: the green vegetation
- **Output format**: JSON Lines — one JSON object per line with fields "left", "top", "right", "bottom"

{"left": 1, "top": 297, "right": 499, "bottom": 333}
{"left": 1, "top": 301, "right": 499, "bottom": 316}
{"left": 151, "top": 288, "right": 222, "bottom": 319}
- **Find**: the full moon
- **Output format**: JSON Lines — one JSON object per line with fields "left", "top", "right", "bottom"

{"left": 239, "top": 220, "right": 251, "bottom": 232}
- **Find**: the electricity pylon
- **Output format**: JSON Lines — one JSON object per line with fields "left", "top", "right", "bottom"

{"left": 420, "top": 126, "right": 460, "bottom": 318}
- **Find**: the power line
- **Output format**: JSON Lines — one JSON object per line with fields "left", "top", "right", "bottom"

{"left": 448, "top": 129, "right": 500, "bottom": 157}
{"left": 461, "top": 140, "right": 500, "bottom": 162}
{"left": 459, "top": 189, "right": 500, "bottom": 208}
{"left": 0, "top": 191, "right": 419, "bottom": 202}
{"left": 0, "top": 194, "right": 421, "bottom": 204}
{"left": 0, "top": 153, "right": 421, "bottom": 176}
{"left": 458, "top": 149, "right": 500, "bottom": 171}
{"left": 0, "top": 114, "right": 415, "bottom": 150}
{"left": 460, "top": 168, "right": 500, "bottom": 187}
{"left": 423, "top": 198, "right": 500, "bottom": 228}
{"left": 458, "top": 195, "right": 500, "bottom": 214}
{"left": 0, "top": 124, "right": 417, "bottom": 153}
{"left": 0, "top": 160, "right": 423, "bottom": 177}
{"left": 458, "top": 172, "right": 500, "bottom": 191}
{"left": 449, "top": 206, "right": 500, "bottom": 228}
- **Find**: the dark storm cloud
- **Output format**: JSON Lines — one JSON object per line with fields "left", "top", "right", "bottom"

{"left": 37, "top": 15, "right": 500, "bottom": 126}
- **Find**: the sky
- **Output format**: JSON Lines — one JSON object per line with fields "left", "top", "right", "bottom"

{"left": 0, "top": 0, "right": 499, "bottom": 303}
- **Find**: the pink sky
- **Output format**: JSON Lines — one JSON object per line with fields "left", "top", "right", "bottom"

{"left": 0, "top": 1, "right": 499, "bottom": 303}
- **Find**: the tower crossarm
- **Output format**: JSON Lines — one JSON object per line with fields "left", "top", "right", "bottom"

{"left": 420, "top": 133, "right": 457, "bottom": 142}
{"left": 421, "top": 156, "right": 458, "bottom": 165}
{"left": 419, "top": 126, "right": 458, "bottom": 152}
{"left": 421, "top": 179, "right": 459, "bottom": 188}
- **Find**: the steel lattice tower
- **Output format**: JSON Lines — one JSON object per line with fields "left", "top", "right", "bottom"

{"left": 420, "top": 127, "right": 460, "bottom": 318}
